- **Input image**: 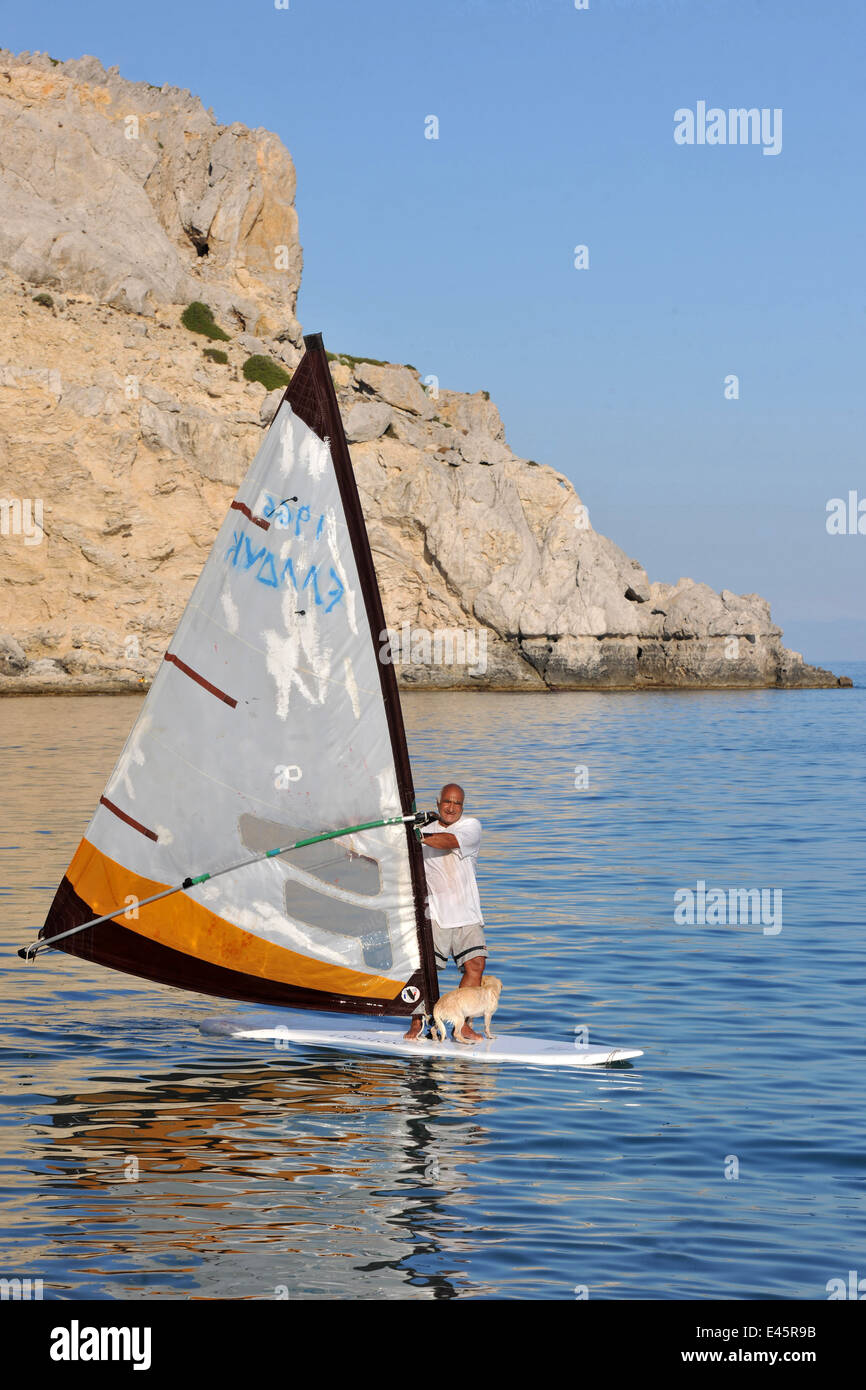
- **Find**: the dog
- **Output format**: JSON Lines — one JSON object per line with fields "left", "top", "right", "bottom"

{"left": 430, "top": 975, "right": 502, "bottom": 1044}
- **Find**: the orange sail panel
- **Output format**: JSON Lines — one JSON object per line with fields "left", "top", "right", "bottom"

{"left": 41, "top": 335, "right": 437, "bottom": 1016}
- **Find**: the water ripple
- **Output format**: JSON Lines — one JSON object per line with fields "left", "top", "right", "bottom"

{"left": 1, "top": 672, "right": 865, "bottom": 1298}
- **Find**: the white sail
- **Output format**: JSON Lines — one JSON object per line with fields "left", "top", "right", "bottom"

{"left": 43, "top": 337, "right": 435, "bottom": 1015}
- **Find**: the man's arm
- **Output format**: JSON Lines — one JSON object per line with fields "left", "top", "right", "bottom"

{"left": 422, "top": 832, "right": 460, "bottom": 850}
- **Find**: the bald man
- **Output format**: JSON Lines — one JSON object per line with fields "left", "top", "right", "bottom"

{"left": 405, "top": 782, "right": 488, "bottom": 1042}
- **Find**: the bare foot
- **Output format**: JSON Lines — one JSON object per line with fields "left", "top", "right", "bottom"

{"left": 461, "top": 1023, "right": 483, "bottom": 1042}
{"left": 404, "top": 1020, "right": 424, "bottom": 1042}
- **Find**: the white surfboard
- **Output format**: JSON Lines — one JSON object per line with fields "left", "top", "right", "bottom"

{"left": 201, "top": 1012, "right": 643, "bottom": 1068}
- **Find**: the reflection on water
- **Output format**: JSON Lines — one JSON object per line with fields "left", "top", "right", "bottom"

{"left": 1, "top": 679, "right": 864, "bottom": 1298}
{"left": 34, "top": 1057, "right": 509, "bottom": 1299}
{"left": 24, "top": 1031, "right": 641, "bottom": 1300}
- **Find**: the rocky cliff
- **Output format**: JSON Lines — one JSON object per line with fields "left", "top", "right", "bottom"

{"left": 0, "top": 50, "right": 847, "bottom": 692}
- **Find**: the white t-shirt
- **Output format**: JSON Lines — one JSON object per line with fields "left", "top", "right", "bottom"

{"left": 421, "top": 816, "right": 483, "bottom": 930}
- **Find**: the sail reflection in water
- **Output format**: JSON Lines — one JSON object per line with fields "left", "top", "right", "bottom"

{"left": 37, "top": 1056, "right": 504, "bottom": 1299}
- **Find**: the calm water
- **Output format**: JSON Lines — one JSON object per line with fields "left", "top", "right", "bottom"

{"left": 1, "top": 670, "right": 864, "bottom": 1300}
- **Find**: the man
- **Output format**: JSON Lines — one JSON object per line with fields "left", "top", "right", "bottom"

{"left": 404, "top": 782, "right": 488, "bottom": 1042}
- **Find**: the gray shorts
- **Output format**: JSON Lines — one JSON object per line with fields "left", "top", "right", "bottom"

{"left": 432, "top": 920, "right": 488, "bottom": 972}
{"left": 414, "top": 920, "right": 488, "bottom": 1015}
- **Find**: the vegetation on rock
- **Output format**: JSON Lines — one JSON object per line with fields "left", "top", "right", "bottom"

{"left": 181, "top": 301, "right": 230, "bottom": 341}
{"left": 326, "top": 351, "right": 390, "bottom": 370}
{"left": 242, "top": 354, "right": 290, "bottom": 390}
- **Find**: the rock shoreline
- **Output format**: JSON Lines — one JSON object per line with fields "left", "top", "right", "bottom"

{"left": 0, "top": 50, "right": 850, "bottom": 695}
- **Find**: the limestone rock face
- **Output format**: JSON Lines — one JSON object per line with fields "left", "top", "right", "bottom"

{"left": 436, "top": 389, "right": 506, "bottom": 441}
{"left": 0, "top": 51, "right": 847, "bottom": 694}
{"left": 346, "top": 400, "right": 393, "bottom": 443}
{"left": 0, "top": 632, "right": 27, "bottom": 673}
{"left": 0, "top": 50, "right": 302, "bottom": 341}
{"left": 353, "top": 362, "right": 434, "bottom": 419}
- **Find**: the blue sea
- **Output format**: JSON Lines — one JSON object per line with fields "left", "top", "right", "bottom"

{"left": 1, "top": 668, "right": 864, "bottom": 1300}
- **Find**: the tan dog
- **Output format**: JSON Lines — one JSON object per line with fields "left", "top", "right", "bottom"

{"left": 431, "top": 975, "right": 502, "bottom": 1044}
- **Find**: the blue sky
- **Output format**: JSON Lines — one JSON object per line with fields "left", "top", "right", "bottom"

{"left": 6, "top": 0, "right": 864, "bottom": 661}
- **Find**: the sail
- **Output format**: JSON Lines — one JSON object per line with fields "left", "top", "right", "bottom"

{"left": 41, "top": 334, "right": 438, "bottom": 1017}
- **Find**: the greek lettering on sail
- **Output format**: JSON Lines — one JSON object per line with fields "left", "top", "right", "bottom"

{"left": 225, "top": 531, "right": 244, "bottom": 565}
{"left": 224, "top": 505, "right": 345, "bottom": 610}
{"left": 242, "top": 537, "right": 267, "bottom": 570}
{"left": 326, "top": 568, "right": 344, "bottom": 613}
{"left": 302, "top": 566, "right": 322, "bottom": 606}
{"left": 257, "top": 552, "right": 280, "bottom": 588}
{"left": 259, "top": 493, "right": 321, "bottom": 538}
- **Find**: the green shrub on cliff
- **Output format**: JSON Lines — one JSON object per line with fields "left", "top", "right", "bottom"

{"left": 181, "top": 301, "right": 230, "bottom": 341}
{"left": 325, "top": 351, "right": 390, "bottom": 370}
{"left": 242, "top": 355, "right": 291, "bottom": 391}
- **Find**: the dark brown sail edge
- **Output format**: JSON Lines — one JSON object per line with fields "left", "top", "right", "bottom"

{"left": 40, "top": 335, "right": 437, "bottom": 1019}
{"left": 281, "top": 334, "right": 440, "bottom": 1015}
{"left": 45, "top": 873, "right": 420, "bottom": 1014}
